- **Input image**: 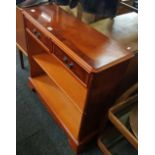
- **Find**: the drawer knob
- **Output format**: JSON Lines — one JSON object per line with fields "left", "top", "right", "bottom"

{"left": 32, "top": 29, "right": 41, "bottom": 38}
{"left": 63, "top": 56, "right": 68, "bottom": 63}
{"left": 67, "top": 62, "right": 74, "bottom": 69}
{"left": 35, "top": 32, "right": 41, "bottom": 39}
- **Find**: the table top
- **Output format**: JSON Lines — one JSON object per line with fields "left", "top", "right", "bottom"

{"left": 23, "top": 4, "right": 135, "bottom": 72}
{"left": 91, "top": 12, "right": 138, "bottom": 54}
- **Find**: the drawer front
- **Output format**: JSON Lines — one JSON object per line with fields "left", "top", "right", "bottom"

{"left": 53, "top": 45, "right": 89, "bottom": 85}
{"left": 25, "top": 19, "right": 49, "bottom": 48}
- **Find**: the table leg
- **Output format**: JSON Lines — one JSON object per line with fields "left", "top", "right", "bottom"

{"left": 18, "top": 49, "right": 24, "bottom": 69}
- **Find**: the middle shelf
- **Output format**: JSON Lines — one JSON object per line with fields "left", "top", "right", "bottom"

{"left": 33, "top": 53, "right": 88, "bottom": 112}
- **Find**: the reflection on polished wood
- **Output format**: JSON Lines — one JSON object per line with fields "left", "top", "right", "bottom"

{"left": 23, "top": 4, "right": 135, "bottom": 153}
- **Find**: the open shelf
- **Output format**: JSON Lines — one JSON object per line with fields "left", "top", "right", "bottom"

{"left": 33, "top": 53, "right": 87, "bottom": 112}
{"left": 29, "top": 75, "right": 82, "bottom": 140}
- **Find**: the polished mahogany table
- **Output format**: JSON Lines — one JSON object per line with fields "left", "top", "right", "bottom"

{"left": 22, "top": 4, "right": 134, "bottom": 153}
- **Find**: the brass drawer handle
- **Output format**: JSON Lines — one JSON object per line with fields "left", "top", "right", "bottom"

{"left": 63, "top": 56, "right": 74, "bottom": 69}
{"left": 35, "top": 31, "right": 41, "bottom": 38}
{"left": 32, "top": 29, "right": 41, "bottom": 39}
{"left": 67, "top": 62, "right": 74, "bottom": 69}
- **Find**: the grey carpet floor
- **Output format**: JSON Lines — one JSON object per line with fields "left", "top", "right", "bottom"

{"left": 16, "top": 51, "right": 137, "bottom": 155}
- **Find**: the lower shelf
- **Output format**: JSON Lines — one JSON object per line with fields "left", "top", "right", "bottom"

{"left": 29, "top": 75, "right": 82, "bottom": 140}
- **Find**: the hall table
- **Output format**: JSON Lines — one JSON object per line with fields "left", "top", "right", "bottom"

{"left": 23, "top": 4, "right": 134, "bottom": 153}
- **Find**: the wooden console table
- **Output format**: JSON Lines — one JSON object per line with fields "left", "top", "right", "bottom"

{"left": 23, "top": 4, "right": 134, "bottom": 153}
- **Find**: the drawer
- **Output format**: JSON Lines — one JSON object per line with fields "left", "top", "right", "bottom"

{"left": 53, "top": 44, "right": 89, "bottom": 85}
{"left": 25, "top": 19, "right": 50, "bottom": 48}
